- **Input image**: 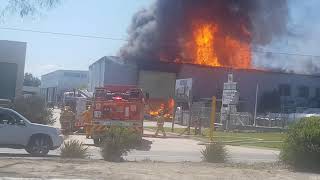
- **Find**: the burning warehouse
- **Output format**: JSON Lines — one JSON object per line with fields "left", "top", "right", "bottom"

{"left": 90, "top": 0, "right": 320, "bottom": 127}
{"left": 89, "top": 57, "right": 320, "bottom": 116}
{"left": 89, "top": 56, "right": 177, "bottom": 119}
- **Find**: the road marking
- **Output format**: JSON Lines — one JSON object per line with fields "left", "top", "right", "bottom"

{"left": 125, "top": 154, "right": 189, "bottom": 158}
{"left": 0, "top": 178, "right": 89, "bottom": 180}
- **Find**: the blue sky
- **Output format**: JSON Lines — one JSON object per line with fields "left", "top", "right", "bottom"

{"left": 1, "top": 0, "right": 320, "bottom": 76}
{"left": 0, "top": 0, "right": 153, "bottom": 77}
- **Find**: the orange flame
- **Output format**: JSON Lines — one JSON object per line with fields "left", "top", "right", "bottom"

{"left": 194, "top": 24, "right": 220, "bottom": 66}
{"left": 175, "top": 22, "right": 252, "bottom": 69}
{"left": 149, "top": 103, "right": 165, "bottom": 117}
{"left": 224, "top": 36, "right": 251, "bottom": 68}
{"left": 147, "top": 100, "right": 174, "bottom": 120}
{"left": 168, "top": 98, "right": 175, "bottom": 114}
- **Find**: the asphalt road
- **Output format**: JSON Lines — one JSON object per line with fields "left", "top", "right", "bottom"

{"left": 0, "top": 133, "right": 279, "bottom": 163}
{"left": 0, "top": 109, "right": 279, "bottom": 163}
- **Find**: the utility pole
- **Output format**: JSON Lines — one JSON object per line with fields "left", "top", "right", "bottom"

{"left": 171, "top": 102, "right": 176, "bottom": 132}
{"left": 187, "top": 102, "right": 191, "bottom": 135}
{"left": 253, "top": 83, "right": 259, "bottom": 127}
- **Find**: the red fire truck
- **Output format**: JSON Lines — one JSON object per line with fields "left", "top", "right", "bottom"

{"left": 91, "top": 85, "right": 145, "bottom": 144}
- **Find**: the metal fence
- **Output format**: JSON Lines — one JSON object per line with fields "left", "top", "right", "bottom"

{"left": 175, "top": 104, "right": 291, "bottom": 129}
{"left": 175, "top": 106, "right": 252, "bottom": 128}
{"left": 255, "top": 113, "right": 289, "bottom": 128}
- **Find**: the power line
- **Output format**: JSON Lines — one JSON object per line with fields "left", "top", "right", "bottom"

{"left": 1, "top": 26, "right": 320, "bottom": 58}
{"left": 0, "top": 27, "right": 128, "bottom": 41}
{"left": 253, "top": 49, "right": 320, "bottom": 58}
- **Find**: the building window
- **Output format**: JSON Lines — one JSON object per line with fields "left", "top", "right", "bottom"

{"left": 279, "top": 84, "right": 291, "bottom": 97}
{"left": 298, "top": 86, "right": 309, "bottom": 98}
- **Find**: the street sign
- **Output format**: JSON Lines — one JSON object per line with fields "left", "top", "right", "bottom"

{"left": 222, "top": 89, "right": 239, "bottom": 105}
{"left": 175, "top": 78, "right": 193, "bottom": 101}
{"left": 221, "top": 74, "right": 239, "bottom": 106}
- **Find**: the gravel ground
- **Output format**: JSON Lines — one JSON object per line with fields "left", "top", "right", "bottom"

{"left": 0, "top": 158, "right": 319, "bottom": 180}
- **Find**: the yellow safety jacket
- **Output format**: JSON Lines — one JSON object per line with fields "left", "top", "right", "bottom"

{"left": 83, "top": 109, "right": 93, "bottom": 126}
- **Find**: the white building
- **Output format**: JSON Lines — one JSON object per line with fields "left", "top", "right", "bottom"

{"left": 0, "top": 40, "right": 26, "bottom": 100}
{"left": 41, "top": 70, "right": 88, "bottom": 104}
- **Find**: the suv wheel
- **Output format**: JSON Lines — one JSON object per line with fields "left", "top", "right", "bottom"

{"left": 93, "top": 138, "right": 102, "bottom": 146}
{"left": 26, "top": 136, "right": 50, "bottom": 156}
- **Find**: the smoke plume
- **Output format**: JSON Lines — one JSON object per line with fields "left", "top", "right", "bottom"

{"left": 121, "top": 0, "right": 288, "bottom": 60}
{"left": 253, "top": 0, "right": 320, "bottom": 74}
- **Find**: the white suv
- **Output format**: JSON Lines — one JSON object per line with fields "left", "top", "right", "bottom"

{"left": 0, "top": 107, "right": 63, "bottom": 156}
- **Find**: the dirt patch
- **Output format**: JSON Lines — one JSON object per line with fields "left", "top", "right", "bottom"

{"left": 0, "top": 158, "right": 319, "bottom": 179}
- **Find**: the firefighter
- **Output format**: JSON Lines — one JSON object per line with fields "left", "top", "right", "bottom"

{"left": 60, "top": 106, "right": 75, "bottom": 133}
{"left": 194, "top": 118, "right": 201, "bottom": 135}
{"left": 155, "top": 109, "right": 166, "bottom": 137}
{"left": 83, "top": 105, "right": 93, "bottom": 138}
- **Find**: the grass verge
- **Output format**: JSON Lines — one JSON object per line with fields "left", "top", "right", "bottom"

{"left": 146, "top": 127, "right": 285, "bottom": 149}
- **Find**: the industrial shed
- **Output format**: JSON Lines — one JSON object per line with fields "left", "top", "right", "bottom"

{"left": 0, "top": 40, "right": 26, "bottom": 100}
{"left": 177, "top": 64, "right": 320, "bottom": 114}
{"left": 89, "top": 57, "right": 177, "bottom": 101}
{"left": 89, "top": 56, "right": 320, "bottom": 114}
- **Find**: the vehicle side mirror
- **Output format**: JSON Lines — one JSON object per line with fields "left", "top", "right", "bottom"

{"left": 17, "top": 120, "right": 26, "bottom": 126}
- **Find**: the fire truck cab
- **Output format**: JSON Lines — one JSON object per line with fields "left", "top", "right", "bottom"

{"left": 91, "top": 85, "right": 145, "bottom": 144}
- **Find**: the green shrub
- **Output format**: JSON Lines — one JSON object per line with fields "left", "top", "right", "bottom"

{"left": 280, "top": 116, "right": 320, "bottom": 170}
{"left": 60, "top": 140, "right": 89, "bottom": 159}
{"left": 201, "top": 142, "right": 227, "bottom": 163}
{"left": 13, "top": 95, "right": 55, "bottom": 125}
{"left": 100, "top": 127, "right": 141, "bottom": 162}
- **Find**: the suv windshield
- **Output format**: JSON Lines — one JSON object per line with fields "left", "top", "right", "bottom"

{"left": 0, "top": 110, "right": 15, "bottom": 124}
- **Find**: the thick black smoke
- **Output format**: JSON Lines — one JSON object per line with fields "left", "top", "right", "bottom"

{"left": 120, "top": 0, "right": 288, "bottom": 63}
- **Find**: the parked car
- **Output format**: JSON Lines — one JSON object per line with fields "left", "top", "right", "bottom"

{"left": 0, "top": 99, "right": 12, "bottom": 108}
{"left": 0, "top": 107, "right": 63, "bottom": 156}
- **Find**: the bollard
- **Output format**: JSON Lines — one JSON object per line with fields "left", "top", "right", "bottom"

{"left": 209, "top": 96, "right": 216, "bottom": 142}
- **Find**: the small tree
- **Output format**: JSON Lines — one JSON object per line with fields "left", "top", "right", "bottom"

{"left": 0, "top": 0, "right": 60, "bottom": 19}
{"left": 23, "top": 73, "right": 41, "bottom": 87}
{"left": 60, "top": 140, "right": 89, "bottom": 159}
{"left": 13, "top": 95, "right": 55, "bottom": 125}
{"left": 280, "top": 116, "right": 320, "bottom": 170}
{"left": 201, "top": 142, "right": 227, "bottom": 163}
{"left": 100, "top": 127, "right": 141, "bottom": 162}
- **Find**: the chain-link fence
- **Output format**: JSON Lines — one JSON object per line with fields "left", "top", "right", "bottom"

{"left": 175, "top": 104, "right": 293, "bottom": 129}
{"left": 175, "top": 105, "right": 252, "bottom": 128}
{"left": 255, "top": 113, "right": 289, "bottom": 128}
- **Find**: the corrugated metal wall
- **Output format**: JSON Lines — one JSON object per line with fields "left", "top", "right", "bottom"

{"left": 104, "top": 59, "right": 138, "bottom": 86}
{"left": 0, "top": 41, "right": 26, "bottom": 98}
{"left": 177, "top": 64, "right": 320, "bottom": 113}
{"left": 89, "top": 59, "right": 105, "bottom": 92}
{"left": 138, "top": 70, "right": 176, "bottom": 100}
{"left": 89, "top": 57, "right": 138, "bottom": 92}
